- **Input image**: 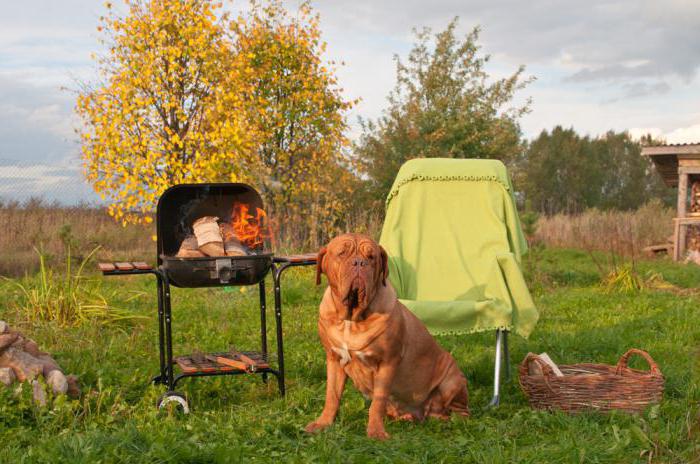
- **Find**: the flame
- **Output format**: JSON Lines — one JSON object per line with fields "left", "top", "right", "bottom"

{"left": 229, "top": 203, "right": 271, "bottom": 249}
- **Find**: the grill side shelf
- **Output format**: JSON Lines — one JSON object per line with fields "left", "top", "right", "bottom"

{"left": 273, "top": 253, "right": 318, "bottom": 264}
{"left": 98, "top": 262, "right": 154, "bottom": 276}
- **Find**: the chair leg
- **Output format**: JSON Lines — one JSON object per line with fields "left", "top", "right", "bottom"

{"left": 503, "top": 330, "right": 511, "bottom": 382}
{"left": 488, "top": 329, "right": 503, "bottom": 407}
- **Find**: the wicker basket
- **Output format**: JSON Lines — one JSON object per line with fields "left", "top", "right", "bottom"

{"left": 518, "top": 349, "right": 664, "bottom": 413}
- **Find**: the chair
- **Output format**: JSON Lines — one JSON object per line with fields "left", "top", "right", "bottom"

{"left": 378, "top": 158, "right": 539, "bottom": 405}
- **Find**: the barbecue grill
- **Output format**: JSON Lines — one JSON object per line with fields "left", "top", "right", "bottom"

{"left": 98, "top": 183, "right": 316, "bottom": 412}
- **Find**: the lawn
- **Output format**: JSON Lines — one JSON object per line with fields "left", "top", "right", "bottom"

{"left": 1, "top": 248, "right": 699, "bottom": 463}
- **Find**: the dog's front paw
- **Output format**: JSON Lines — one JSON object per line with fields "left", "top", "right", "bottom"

{"left": 304, "top": 420, "right": 332, "bottom": 434}
{"left": 367, "top": 426, "right": 390, "bottom": 440}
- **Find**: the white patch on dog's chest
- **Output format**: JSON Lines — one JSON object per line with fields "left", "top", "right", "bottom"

{"left": 330, "top": 321, "right": 372, "bottom": 367}
{"left": 331, "top": 344, "right": 352, "bottom": 366}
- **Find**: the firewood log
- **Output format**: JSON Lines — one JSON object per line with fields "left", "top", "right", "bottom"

{"left": 199, "top": 243, "right": 225, "bottom": 256}
{"left": 225, "top": 239, "right": 247, "bottom": 257}
{"left": 193, "top": 216, "right": 225, "bottom": 256}
{"left": 0, "top": 347, "right": 44, "bottom": 382}
{"left": 177, "top": 249, "right": 207, "bottom": 258}
{"left": 526, "top": 352, "right": 564, "bottom": 377}
{"left": 176, "top": 236, "right": 206, "bottom": 258}
{"left": 219, "top": 223, "right": 236, "bottom": 242}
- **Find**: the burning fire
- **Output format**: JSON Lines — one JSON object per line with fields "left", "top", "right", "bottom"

{"left": 229, "top": 203, "right": 272, "bottom": 249}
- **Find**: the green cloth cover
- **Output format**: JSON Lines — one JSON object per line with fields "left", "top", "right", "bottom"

{"left": 379, "top": 158, "right": 539, "bottom": 338}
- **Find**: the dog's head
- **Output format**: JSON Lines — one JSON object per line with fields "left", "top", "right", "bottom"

{"left": 316, "top": 233, "right": 389, "bottom": 321}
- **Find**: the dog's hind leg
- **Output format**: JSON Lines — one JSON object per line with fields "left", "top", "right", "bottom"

{"left": 429, "top": 361, "right": 470, "bottom": 418}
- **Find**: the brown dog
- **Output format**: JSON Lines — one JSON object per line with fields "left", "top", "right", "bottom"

{"left": 305, "top": 233, "right": 469, "bottom": 440}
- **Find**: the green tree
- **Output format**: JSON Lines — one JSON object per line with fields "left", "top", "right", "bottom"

{"left": 355, "top": 19, "right": 532, "bottom": 206}
{"left": 521, "top": 126, "right": 595, "bottom": 214}
{"left": 521, "top": 127, "right": 672, "bottom": 214}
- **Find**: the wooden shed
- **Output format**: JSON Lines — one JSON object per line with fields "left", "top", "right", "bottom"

{"left": 642, "top": 143, "right": 700, "bottom": 260}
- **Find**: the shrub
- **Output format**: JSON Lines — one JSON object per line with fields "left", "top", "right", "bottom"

{"left": 6, "top": 247, "right": 144, "bottom": 326}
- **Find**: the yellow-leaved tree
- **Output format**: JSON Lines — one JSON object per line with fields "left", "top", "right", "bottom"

{"left": 77, "top": 0, "right": 356, "bottom": 246}
{"left": 231, "top": 1, "right": 357, "bottom": 246}
{"left": 76, "top": 0, "right": 255, "bottom": 225}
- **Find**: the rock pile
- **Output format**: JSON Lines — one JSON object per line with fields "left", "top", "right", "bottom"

{"left": 0, "top": 320, "right": 80, "bottom": 404}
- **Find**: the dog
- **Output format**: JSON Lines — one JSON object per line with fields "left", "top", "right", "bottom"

{"left": 304, "top": 233, "right": 469, "bottom": 440}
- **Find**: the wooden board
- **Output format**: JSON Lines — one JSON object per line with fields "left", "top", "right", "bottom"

{"left": 175, "top": 355, "right": 237, "bottom": 374}
{"left": 115, "top": 262, "right": 135, "bottom": 271}
{"left": 98, "top": 263, "right": 116, "bottom": 272}
{"left": 209, "top": 354, "right": 249, "bottom": 371}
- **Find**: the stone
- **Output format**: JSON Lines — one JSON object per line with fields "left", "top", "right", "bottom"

{"left": 23, "top": 340, "right": 46, "bottom": 358}
{"left": 0, "top": 367, "right": 16, "bottom": 386}
{"left": 32, "top": 380, "right": 47, "bottom": 406}
{"left": 0, "top": 321, "right": 7, "bottom": 334}
{"left": 0, "top": 332, "right": 19, "bottom": 352}
{"left": 46, "top": 370, "right": 68, "bottom": 395}
{"left": 37, "top": 355, "right": 61, "bottom": 377}
{"left": 0, "top": 347, "right": 43, "bottom": 382}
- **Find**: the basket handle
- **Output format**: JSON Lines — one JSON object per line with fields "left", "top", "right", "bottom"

{"left": 521, "top": 353, "right": 557, "bottom": 392}
{"left": 615, "top": 349, "right": 661, "bottom": 376}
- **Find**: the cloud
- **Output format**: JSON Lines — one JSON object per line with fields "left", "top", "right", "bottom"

{"left": 317, "top": 1, "right": 700, "bottom": 77}
{"left": 0, "top": 161, "right": 98, "bottom": 204}
{"left": 629, "top": 124, "right": 700, "bottom": 144}
{"left": 0, "top": 76, "right": 79, "bottom": 163}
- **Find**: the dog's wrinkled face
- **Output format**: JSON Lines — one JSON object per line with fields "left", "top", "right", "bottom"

{"left": 316, "top": 233, "right": 388, "bottom": 321}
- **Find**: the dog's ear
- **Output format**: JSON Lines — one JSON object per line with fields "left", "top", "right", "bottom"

{"left": 315, "top": 246, "right": 328, "bottom": 285}
{"left": 379, "top": 245, "right": 389, "bottom": 286}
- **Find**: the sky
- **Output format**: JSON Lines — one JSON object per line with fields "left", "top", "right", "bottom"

{"left": 1, "top": 0, "right": 700, "bottom": 203}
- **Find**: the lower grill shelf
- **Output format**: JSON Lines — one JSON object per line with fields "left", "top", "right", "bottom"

{"left": 175, "top": 351, "right": 271, "bottom": 374}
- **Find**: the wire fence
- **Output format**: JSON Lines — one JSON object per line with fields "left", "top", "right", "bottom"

{"left": 0, "top": 158, "right": 101, "bottom": 205}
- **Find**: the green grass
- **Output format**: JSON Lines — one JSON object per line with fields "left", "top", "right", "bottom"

{"left": 1, "top": 248, "right": 699, "bottom": 463}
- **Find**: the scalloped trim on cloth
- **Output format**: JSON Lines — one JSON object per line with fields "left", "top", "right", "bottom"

{"left": 385, "top": 174, "right": 510, "bottom": 206}
{"left": 427, "top": 325, "right": 525, "bottom": 338}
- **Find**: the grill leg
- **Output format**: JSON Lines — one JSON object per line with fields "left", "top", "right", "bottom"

{"left": 154, "top": 274, "right": 167, "bottom": 385}
{"left": 273, "top": 267, "right": 285, "bottom": 396}
{"left": 163, "top": 276, "right": 175, "bottom": 392}
{"left": 259, "top": 280, "right": 268, "bottom": 384}
{"left": 488, "top": 329, "right": 503, "bottom": 407}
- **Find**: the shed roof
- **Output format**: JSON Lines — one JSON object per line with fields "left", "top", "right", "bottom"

{"left": 641, "top": 143, "right": 700, "bottom": 187}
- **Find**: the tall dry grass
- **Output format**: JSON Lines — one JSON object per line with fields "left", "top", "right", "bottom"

{"left": 1, "top": 197, "right": 673, "bottom": 277}
{"left": 534, "top": 200, "right": 674, "bottom": 257}
{"left": 0, "top": 199, "right": 153, "bottom": 277}
{"left": 0, "top": 199, "right": 384, "bottom": 277}
{"left": 270, "top": 209, "right": 384, "bottom": 252}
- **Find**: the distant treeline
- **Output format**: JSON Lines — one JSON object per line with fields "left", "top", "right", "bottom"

{"left": 514, "top": 129, "right": 671, "bottom": 215}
